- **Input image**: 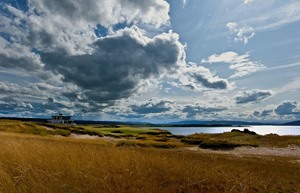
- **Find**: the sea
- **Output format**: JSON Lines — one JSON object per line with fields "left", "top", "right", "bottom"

{"left": 158, "top": 125, "right": 300, "bottom": 136}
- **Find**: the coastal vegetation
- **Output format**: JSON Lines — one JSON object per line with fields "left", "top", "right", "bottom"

{"left": 0, "top": 119, "right": 299, "bottom": 192}
{"left": 181, "top": 130, "right": 300, "bottom": 148}
{"left": 1, "top": 120, "right": 299, "bottom": 148}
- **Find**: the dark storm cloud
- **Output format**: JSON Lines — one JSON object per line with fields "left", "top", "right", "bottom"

{"left": 0, "top": 97, "right": 32, "bottom": 114}
{"left": 253, "top": 109, "right": 273, "bottom": 117}
{"left": 193, "top": 74, "right": 228, "bottom": 89}
{"left": 182, "top": 105, "right": 227, "bottom": 118}
{"left": 0, "top": 96, "right": 74, "bottom": 116}
{"left": 131, "top": 99, "right": 173, "bottom": 114}
{"left": 180, "top": 64, "right": 231, "bottom": 91}
{"left": 107, "top": 111, "right": 145, "bottom": 119}
{"left": 42, "top": 27, "right": 184, "bottom": 104}
{"left": 0, "top": 0, "right": 235, "bottom": 119}
{"left": 0, "top": 54, "right": 41, "bottom": 71}
{"left": 0, "top": 81, "right": 41, "bottom": 97}
{"left": 0, "top": 0, "right": 170, "bottom": 73}
{"left": 235, "top": 90, "right": 273, "bottom": 104}
{"left": 274, "top": 101, "right": 300, "bottom": 116}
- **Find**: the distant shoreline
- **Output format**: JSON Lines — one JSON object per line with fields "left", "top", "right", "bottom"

{"left": 1, "top": 117, "right": 299, "bottom": 126}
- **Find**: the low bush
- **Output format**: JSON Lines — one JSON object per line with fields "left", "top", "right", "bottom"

{"left": 105, "top": 134, "right": 121, "bottom": 138}
{"left": 152, "top": 143, "right": 176, "bottom": 149}
{"left": 155, "top": 138, "right": 169, "bottom": 142}
{"left": 181, "top": 138, "right": 204, "bottom": 145}
{"left": 231, "top": 128, "right": 257, "bottom": 135}
{"left": 136, "top": 136, "right": 146, "bottom": 140}
{"left": 140, "top": 130, "right": 172, "bottom": 136}
{"left": 116, "top": 141, "right": 137, "bottom": 147}
{"left": 199, "top": 141, "right": 241, "bottom": 150}
{"left": 51, "top": 129, "right": 71, "bottom": 137}
{"left": 111, "top": 130, "right": 123, "bottom": 133}
{"left": 116, "top": 140, "right": 177, "bottom": 149}
{"left": 123, "top": 134, "right": 134, "bottom": 138}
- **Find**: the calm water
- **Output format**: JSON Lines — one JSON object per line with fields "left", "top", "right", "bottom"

{"left": 158, "top": 126, "right": 300, "bottom": 136}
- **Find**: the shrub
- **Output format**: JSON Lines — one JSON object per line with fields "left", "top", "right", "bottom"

{"left": 141, "top": 131, "right": 161, "bottom": 135}
{"left": 52, "top": 129, "right": 71, "bottom": 137}
{"left": 199, "top": 141, "right": 240, "bottom": 150}
{"left": 124, "top": 134, "right": 134, "bottom": 138}
{"left": 155, "top": 138, "right": 169, "bottom": 142}
{"left": 136, "top": 136, "right": 146, "bottom": 140}
{"left": 171, "top": 135, "right": 185, "bottom": 139}
{"left": 243, "top": 129, "right": 257, "bottom": 135}
{"left": 116, "top": 141, "right": 177, "bottom": 149}
{"left": 116, "top": 141, "right": 136, "bottom": 147}
{"left": 181, "top": 138, "right": 204, "bottom": 145}
{"left": 105, "top": 134, "right": 121, "bottom": 138}
{"left": 111, "top": 130, "right": 123, "bottom": 133}
{"left": 231, "top": 128, "right": 257, "bottom": 135}
{"left": 141, "top": 130, "right": 172, "bottom": 136}
{"left": 152, "top": 143, "right": 176, "bottom": 149}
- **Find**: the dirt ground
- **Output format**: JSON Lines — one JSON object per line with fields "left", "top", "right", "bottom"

{"left": 69, "top": 134, "right": 300, "bottom": 160}
{"left": 186, "top": 145, "right": 300, "bottom": 159}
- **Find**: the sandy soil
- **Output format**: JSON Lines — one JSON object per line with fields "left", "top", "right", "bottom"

{"left": 69, "top": 133, "right": 102, "bottom": 139}
{"left": 69, "top": 134, "right": 124, "bottom": 142}
{"left": 233, "top": 146, "right": 300, "bottom": 158}
{"left": 68, "top": 134, "right": 300, "bottom": 160}
{"left": 186, "top": 145, "right": 300, "bottom": 158}
{"left": 42, "top": 126, "right": 54, "bottom": 131}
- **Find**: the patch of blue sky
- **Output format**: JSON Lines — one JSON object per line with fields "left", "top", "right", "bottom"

{"left": 0, "top": 1, "right": 28, "bottom": 32}
{"left": 113, "top": 22, "right": 131, "bottom": 31}
{"left": 1, "top": 0, "right": 28, "bottom": 12}
{"left": 247, "top": 22, "right": 300, "bottom": 66}
{"left": 0, "top": 32, "right": 13, "bottom": 43}
{"left": 94, "top": 24, "right": 108, "bottom": 37}
{"left": 0, "top": 5, "right": 10, "bottom": 18}
{"left": 31, "top": 48, "right": 42, "bottom": 55}
{"left": 94, "top": 23, "right": 132, "bottom": 37}
{"left": 0, "top": 71, "right": 38, "bottom": 85}
{"left": 168, "top": 0, "right": 232, "bottom": 62}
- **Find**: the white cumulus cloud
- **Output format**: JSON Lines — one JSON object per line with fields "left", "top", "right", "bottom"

{"left": 182, "top": 0, "right": 188, "bottom": 7}
{"left": 226, "top": 22, "right": 255, "bottom": 45}
{"left": 201, "top": 51, "right": 265, "bottom": 78}
{"left": 178, "top": 63, "right": 232, "bottom": 90}
{"left": 244, "top": 0, "right": 253, "bottom": 5}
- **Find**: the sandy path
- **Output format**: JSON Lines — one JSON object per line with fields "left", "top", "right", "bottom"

{"left": 42, "top": 126, "right": 54, "bottom": 131}
{"left": 69, "top": 134, "right": 124, "bottom": 142}
{"left": 66, "top": 133, "right": 300, "bottom": 160}
{"left": 69, "top": 133, "right": 101, "bottom": 139}
{"left": 233, "top": 146, "right": 300, "bottom": 158}
{"left": 185, "top": 145, "right": 300, "bottom": 158}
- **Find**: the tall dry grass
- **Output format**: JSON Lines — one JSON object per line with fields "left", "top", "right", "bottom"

{"left": 0, "top": 132, "right": 299, "bottom": 193}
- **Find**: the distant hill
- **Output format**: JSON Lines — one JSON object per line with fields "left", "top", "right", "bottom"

{"left": 74, "top": 120, "right": 150, "bottom": 125}
{"left": 0, "top": 117, "right": 149, "bottom": 126}
{"left": 1, "top": 117, "right": 299, "bottom": 126}
{"left": 166, "top": 120, "right": 269, "bottom": 127}
{"left": 0, "top": 117, "right": 48, "bottom": 122}
{"left": 283, "top": 120, "right": 300, "bottom": 126}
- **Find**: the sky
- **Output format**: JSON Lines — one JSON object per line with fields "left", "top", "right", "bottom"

{"left": 0, "top": 0, "right": 300, "bottom": 123}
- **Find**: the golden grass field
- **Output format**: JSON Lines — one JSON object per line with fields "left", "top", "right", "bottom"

{"left": 0, "top": 120, "right": 300, "bottom": 193}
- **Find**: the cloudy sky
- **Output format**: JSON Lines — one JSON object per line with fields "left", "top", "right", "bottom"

{"left": 1, "top": 0, "right": 300, "bottom": 123}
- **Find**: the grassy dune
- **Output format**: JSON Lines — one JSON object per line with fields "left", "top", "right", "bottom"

{"left": 0, "top": 120, "right": 171, "bottom": 138}
{"left": 2, "top": 119, "right": 300, "bottom": 149}
{"left": 0, "top": 120, "right": 300, "bottom": 192}
{"left": 181, "top": 131, "right": 300, "bottom": 148}
{"left": 0, "top": 120, "right": 71, "bottom": 136}
{"left": 0, "top": 132, "right": 300, "bottom": 193}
